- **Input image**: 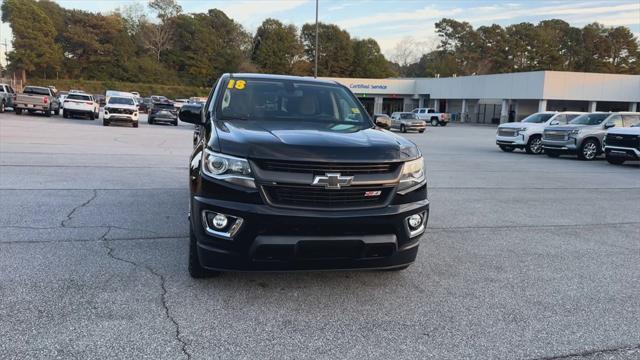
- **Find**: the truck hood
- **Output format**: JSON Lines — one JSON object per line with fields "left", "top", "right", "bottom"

{"left": 106, "top": 104, "right": 137, "bottom": 110}
{"left": 607, "top": 126, "right": 640, "bottom": 135}
{"left": 212, "top": 120, "right": 420, "bottom": 162}
{"left": 545, "top": 124, "right": 591, "bottom": 131}
{"left": 499, "top": 122, "right": 542, "bottom": 130}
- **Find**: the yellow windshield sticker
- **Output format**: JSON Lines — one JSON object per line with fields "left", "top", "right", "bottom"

{"left": 227, "top": 79, "right": 246, "bottom": 90}
{"left": 351, "top": 108, "right": 360, "bottom": 114}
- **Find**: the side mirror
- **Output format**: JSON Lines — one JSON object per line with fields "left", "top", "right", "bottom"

{"left": 549, "top": 120, "right": 560, "bottom": 126}
{"left": 179, "top": 104, "right": 204, "bottom": 124}
{"left": 603, "top": 121, "right": 615, "bottom": 129}
{"left": 374, "top": 115, "right": 390, "bottom": 129}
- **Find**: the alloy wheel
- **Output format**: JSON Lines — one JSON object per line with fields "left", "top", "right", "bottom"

{"left": 530, "top": 137, "right": 542, "bottom": 154}
{"left": 583, "top": 142, "right": 597, "bottom": 160}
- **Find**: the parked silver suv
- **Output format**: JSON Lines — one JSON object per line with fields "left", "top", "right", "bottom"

{"left": 542, "top": 112, "right": 640, "bottom": 160}
{"left": 496, "top": 111, "right": 583, "bottom": 154}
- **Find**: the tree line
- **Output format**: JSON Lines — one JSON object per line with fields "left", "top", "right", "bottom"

{"left": 1, "top": 0, "right": 638, "bottom": 88}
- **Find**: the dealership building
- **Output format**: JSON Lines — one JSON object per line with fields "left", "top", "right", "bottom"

{"left": 325, "top": 71, "right": 640, "bottom": 124}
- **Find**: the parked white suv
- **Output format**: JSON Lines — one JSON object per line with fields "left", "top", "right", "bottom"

{"left": 496, "top": 111, "right": 583, "bottom": 154}
{"left": 62, "top": 93, "right": 99, "bottom": 120}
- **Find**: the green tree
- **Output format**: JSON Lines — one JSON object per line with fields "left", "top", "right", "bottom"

{"left": 476, "top": 24, "right": 510, "bottom": 73}
{"left": 435, "top": 18, "right": 480, "bottom": 75}
{"left": 301, "top": 22, "right": 353, "bottom": 77}
{"left": 167, "top": 10, "right": 251, "bottom": 86}
{"left": 350, "top": 38, "right": 392, "bottom": 78}
{"left": 604, "top": 26, "right": 639, "bottom": 73}
{"left": 252, "top": 18, "right": 302, "bottom": 74}
{"left": 1, "top": 0, "right": 63, "bottom": 81}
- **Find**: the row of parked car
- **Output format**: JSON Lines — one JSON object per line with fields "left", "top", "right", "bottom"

{"left": 0, "top": 83, "right": 207, "bottom": 128}
{"left": 496, "top": 111, "right": 640, "bottom": 165}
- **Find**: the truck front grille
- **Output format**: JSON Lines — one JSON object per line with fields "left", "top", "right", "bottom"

{"left": 543, "top": 131, "right": 567, "bottom": 141}
{"left": 255, "top": 160, "right": 400, "bottom": 175}
{"left": 498, "top": 129, "right": 517, "bottom": 137}
{"left": 109, "top": 108, "right": 134, "bottom": 114}
{"left": 606, "top": 134, "right": 640, "bottom": 149}
{"left": 262, "top": 184, "right": 393, "bottom": 210}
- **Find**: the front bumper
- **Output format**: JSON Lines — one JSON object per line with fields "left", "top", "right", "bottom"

{"left": 605, "top": 146, "right": 640, "bottom": 160}
{"left": 191, "top": 196, "right": 429, "bottom": 271}
{"left": 104, "top": 113, "right": 138, "bottom": 122}
{"left": 496, "top": 134, "right": 528, "bottom": 147}
{"left": 542, "top": 138, "right": 578, "bottom": 153}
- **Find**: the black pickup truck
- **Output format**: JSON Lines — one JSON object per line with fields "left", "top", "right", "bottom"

{"left": 179, "top": 74, "right": 429, "bottom": 277}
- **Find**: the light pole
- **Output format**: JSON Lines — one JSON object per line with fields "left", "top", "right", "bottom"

{"left": 314, "top": 0, "right": 319, "bottom": 78}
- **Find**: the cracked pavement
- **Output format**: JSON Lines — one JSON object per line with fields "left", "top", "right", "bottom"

{"left": 1, "top": 113, "right": 639, "bottom": 359}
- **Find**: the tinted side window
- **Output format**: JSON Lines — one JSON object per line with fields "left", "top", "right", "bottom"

{"left": 622, "top": 115, "right": 640, "bottom": 127}
{"left": 566, "top": 114, "right": 579, "bottom": 122}
{"left": 554, "top": 115, "right": 566, "bottom": 124}
{"left": 419, "top": 109, "right": 426, "bottom": 113}
{"left": 608, "top": 115, "right": 623, "bottom": 127}
{"left": 427, "top": 109, "right": 435, "bottom": 113}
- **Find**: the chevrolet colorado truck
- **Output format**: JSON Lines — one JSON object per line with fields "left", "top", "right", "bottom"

{"left": 14, "top": 86, "right": 60, "bottom": 117}
{"left": 179, "top": 74, "right": 429, "bottom": 277}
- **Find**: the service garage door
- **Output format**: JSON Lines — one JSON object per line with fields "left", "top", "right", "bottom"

{"left": 382, "top": 98, "right": 403, "bottom": 115}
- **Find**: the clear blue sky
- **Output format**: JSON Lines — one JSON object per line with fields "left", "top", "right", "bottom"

{"left": 1, "top": 0, "right": 639, "bottom": 66}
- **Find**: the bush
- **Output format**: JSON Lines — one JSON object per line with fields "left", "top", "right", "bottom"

{"left": 28, "top": 79, "right": 209, "bottom": 99}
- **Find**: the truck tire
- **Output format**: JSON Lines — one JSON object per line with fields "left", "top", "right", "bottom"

{"left": 15, "top": 108, "right": 22, "bottom": 115}
{"left": 189, "top": 225, "right": 220, "bottom": 279}
{"left": 431, "top": 118, "right": 439, "bottom": 126}
{"left": 439, "top": 121, "right": 447, "bottom": 126}
{"left": 89, "top": 112, "right": 95, "bottom": 120}
{"left": 148, "top": 117, "right": 154, "bottom": 125}
{"left": 0, "top": 100, "right": 5, "bottom": 113}
{"left": 606, "top": 156, "right": 625, "bottom": 165}
{"left": 578, "top": 139, "right": 599, "bottom": 160}
{"left": 401, "top": 124, "right": 406, "bottom": 133}
{"left": 45, "top": 106, "right": 52, "bottom": 117}
{"left": 525, "top": 135, "right": 543, "bottom": 154}
{"left": 499, "top": 145, "right": 515, "bottom": 152}
{"left": 418, "top": 130, "right": 424, "bottom": 133}
{"left": 63, "top": 110, "right": 68, "bottom": 118}
{"left": 173, "top": 120, "right": 178, "bottom": 126}
{"left": 133, "top": 121, "right": 138, "bottom": 128}
{"left": 103, "top": 120, "right": 109, "bottom": 126}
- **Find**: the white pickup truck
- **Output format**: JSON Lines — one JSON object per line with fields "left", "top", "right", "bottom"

{"left": 412, "top": 108, "right": 450, "bottom": 126}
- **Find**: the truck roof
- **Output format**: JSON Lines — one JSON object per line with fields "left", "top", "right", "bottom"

{"left": 229, "top": 73, "right": 338, "bottom": 85}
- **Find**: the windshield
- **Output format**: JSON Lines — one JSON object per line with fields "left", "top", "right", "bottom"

{"left": 23, "top": 87, "right": 50, "bottom": 95}
{"left": 570, "top": 113, "right": 608, "bottom": 125}
{"left": 522, "top": 113, "right": 554, "bottom": 123}
{"left": 108, "top": 97, "right": 135, "bottom": 105}
{"left": 217, "top": 78, "right": 369, "bottom": 128}
{"left": 400, "top": 113, "right": 417, "bottom": 119}
{"left": 67, "top": 94, "right": 91, "bottom": 101}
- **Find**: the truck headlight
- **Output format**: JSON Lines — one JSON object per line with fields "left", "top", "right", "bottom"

{"left": 398, "top": 157, "right": 425, "bottom": 193}
{"left": 569, "top": 129, "right": 580, "bottom": 136}
{"left": 516, "top": 128, "right": 528, "bottom": 134}
{"left": 202, "top": 149, "right": 255, "bottom": 188}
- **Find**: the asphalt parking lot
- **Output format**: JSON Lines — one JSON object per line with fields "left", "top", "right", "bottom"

{"left": 1, "top": 112, "right": 639, "bottom": 360}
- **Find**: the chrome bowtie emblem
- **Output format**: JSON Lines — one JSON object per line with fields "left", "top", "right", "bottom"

{"left": 615, "top": 136, "right": 623, "bottom": 140}
{"left": 312, "top": 173, "right": 353, "bottom": 189}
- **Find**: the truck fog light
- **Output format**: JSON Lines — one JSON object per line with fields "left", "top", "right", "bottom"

{"left": 212, "top": 214, "right": 228, "bottom": 229}
{"left": 202, "top": 211, "right": 244, "bottom": 239}
{"left": 408, "top": 214, "right": 423, "bottom": 229}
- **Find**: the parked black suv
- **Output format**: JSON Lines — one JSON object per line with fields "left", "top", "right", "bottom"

{"left": 179, "top": 74, "right": 429, "bottom": 277}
